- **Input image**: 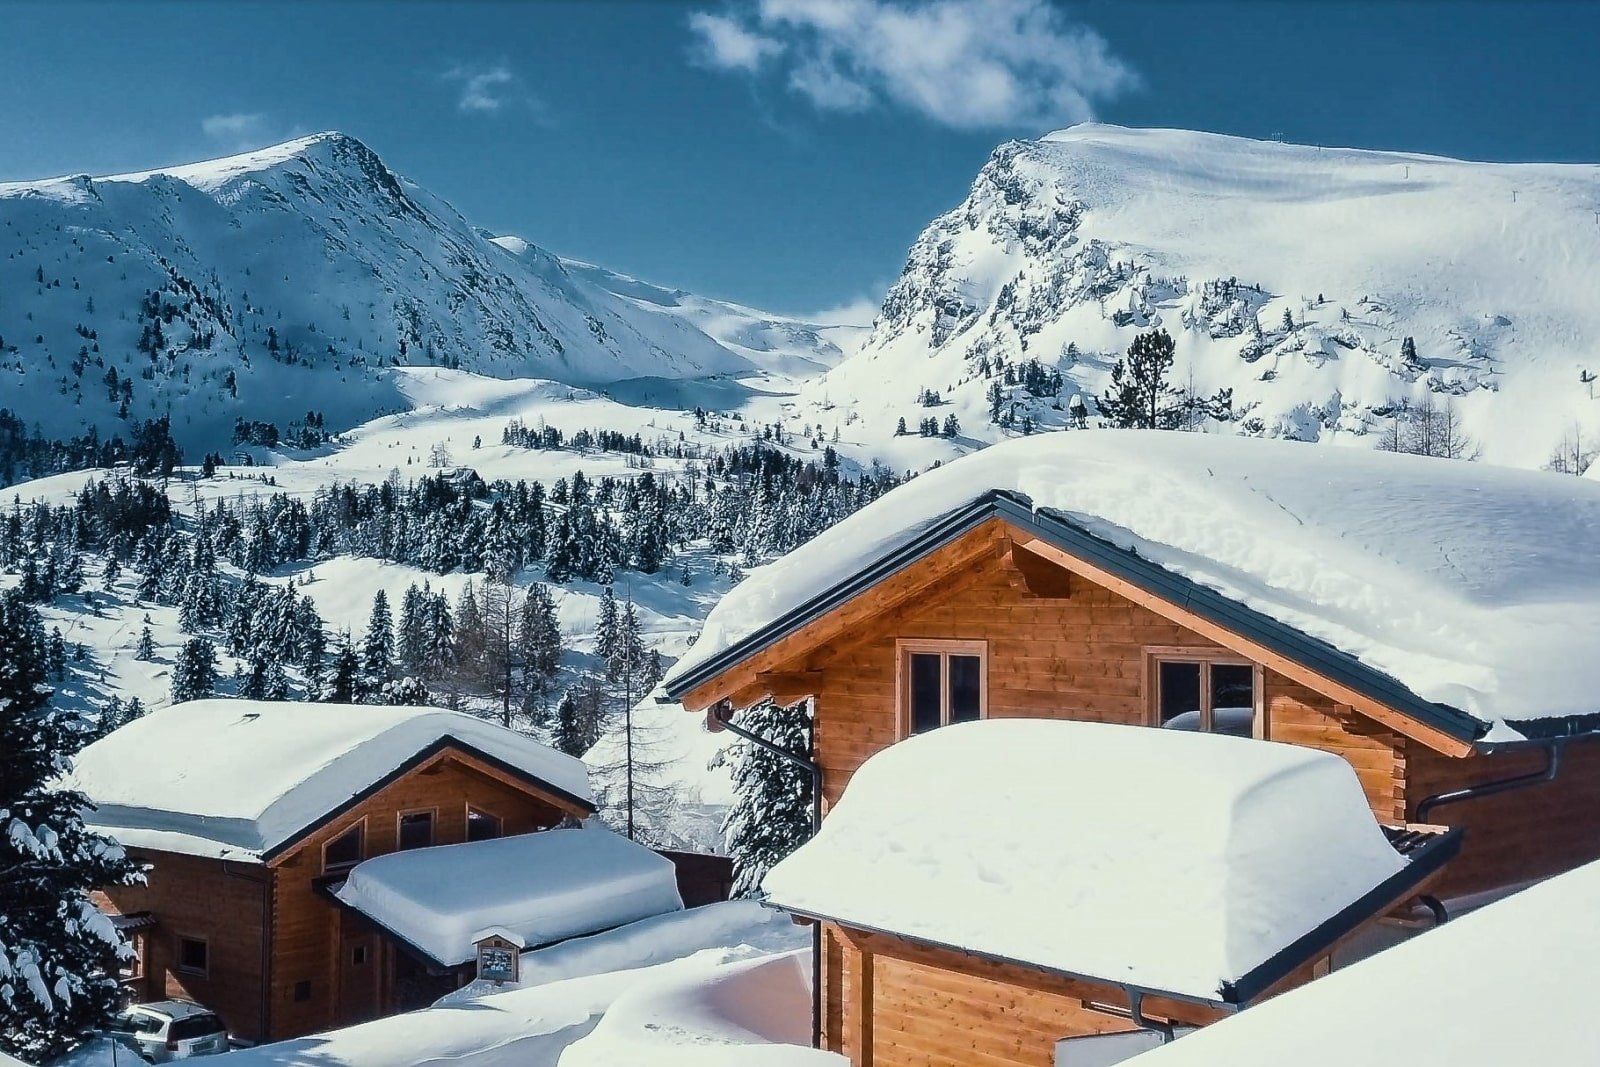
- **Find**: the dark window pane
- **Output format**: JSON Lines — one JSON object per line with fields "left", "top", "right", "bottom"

{"left": 324, "top": 825, "right": 363, "bottom": 871}
{"left": 178, "top": 938, "right": 208, "bottom": 973}
{"left": 398, "top": 811, "right": 434, "bottom": 851}
{"left": 1158, "top": 661, "right": 1203, "bottom": 730}
{"left": 466, "top": 808, "right": 502, "bottom": 842}
{"left": 949, "top": 656, "right": 982, "bottom": 723}
{"left": 169, "top": 1015, "right": 224, "bottom": 1040}
{"left": 1211, "top": 664, "right": 1256, "bottom": 737}
{"left": 909, "top": 653, "right": 942, "bottom": 734}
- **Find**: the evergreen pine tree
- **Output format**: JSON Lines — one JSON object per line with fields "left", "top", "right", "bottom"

{"left": 171, "top": 636, "right": 218, "bottom": 703}
{"left": 134, "top": 625, "right": 155, "bottom": 661}
{"left": 713, "top": 700, "right": 815, "bottom": 897}
{"left": 324, "top": 632, "right": 361, "bottom": 703}
{"left": 361, "top": 589, "right": 394, "bottom": 689}
{"left": 0, "top": 591, "right": 142, "bottom": 1061}
{"left": 1097, "top": 328, "right": 1184, "bottom": 429}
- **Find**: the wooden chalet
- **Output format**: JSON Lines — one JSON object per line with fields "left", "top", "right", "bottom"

{"left": 68, "top": 700, "right": 595, "bottom": 1044}
{"left": 661, "top": 432, "right": 1600, "bottom": 1066}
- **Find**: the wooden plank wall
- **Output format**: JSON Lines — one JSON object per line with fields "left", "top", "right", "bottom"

{"left": 95, "top": 852, "right": 271, "bottom": 1043}
{"left": 822, "top": 923, "right": 1225, "bottom": 1067}
{"left": 807, "top": 542, "right": 1404, "bottom": 822}
{"left": 267, "top": 758, "right": 571, "bottom": 1040}
{"left": 1402, "top": 739, "right": 1600, "bottom": 897}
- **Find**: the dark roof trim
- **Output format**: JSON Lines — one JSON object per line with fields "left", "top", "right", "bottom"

{"left": 770, "top": 826, "right": 1461, "bottom": 1010}
{"left": 1002, "top": 494, "right": 1487, "bottom": 745}
{"left": 1221, "top": 826, "right": 1462, "bottom": 1003}
{"left": 259, "top": 735, "right": 594, "bottom": 864}
{"left": 662, "top": 491, "right": 1015, "bottom": 701}
{"left": 664, "top": 489, "right": 1487, "bottom": 744}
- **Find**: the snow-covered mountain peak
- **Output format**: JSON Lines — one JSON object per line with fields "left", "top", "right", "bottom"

{"left": 0, "top": 135, "right": 849, "bottom": 451}
{"left": 817, "top": 124, "right": 1600, "bottom": 468}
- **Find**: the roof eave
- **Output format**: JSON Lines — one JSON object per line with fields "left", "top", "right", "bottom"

{"left": 258, "top": 735, "right": 595, "bottom": 864}
{"left": 1220, "top": 826, "right": 1464, "bottom": 1004}
{"left": 664, "top": 490, "right": 1488, "bottom": 745}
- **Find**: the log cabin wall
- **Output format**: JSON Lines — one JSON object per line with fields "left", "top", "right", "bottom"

{"left": 806, "top": 537, "right": 1406, "bottom": 822}
{"left": 1400, "top": 739, "right": 1600, "bottom": 898}
{"left": 94, "top": 851, "right": 271, "bottom": 1043}
{"left": 801, "top": 527, "right": 1600, "bottom": 870}
{"left": 266, "top": 754, "right": 574, "bottom": 1040}
{"left": 821, "top": 922, "right": 1223, "bottom": 1066}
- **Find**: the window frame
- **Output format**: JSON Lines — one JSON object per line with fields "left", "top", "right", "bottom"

{"left": 895, "top": 638, "right": 988, "bottom": 738}
{"left": 1144, "top": 646, "right": 1266, "bottom": 739}
{"left": 175, "top": 934, "right": 209, "bottom": 978}
{"left": 395, "top": 808, "right": 437, "bottom": 851}
{"left": 321, "top": 818, "right": 367, "bottom": 875}
{"left": 120, "top": 931, "right": 146, "bottom": 981}
{"left": 465, "top": 805, "right": 503, "bottom": 843}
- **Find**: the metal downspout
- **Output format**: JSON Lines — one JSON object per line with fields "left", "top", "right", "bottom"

{"left": 712, "top": 700, "right": 825, "bottom": 1050}
{"left": 1125, "top": 990, "right": 1177, "bottom": 1045}
{"left": 1416, "top": 740, "right": 1564, "bottom": 823}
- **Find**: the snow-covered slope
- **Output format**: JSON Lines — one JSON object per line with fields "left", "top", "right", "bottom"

{"left": 518, "top": 251, "right": 863, "bottom": 382}
{"left": 0, "top": 134, "right": 846, "bottom": 450}
{"left": 812, "top": 124, "right": 1600, "bottom": 468}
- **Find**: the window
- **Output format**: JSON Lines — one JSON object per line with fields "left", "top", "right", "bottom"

{"left": 397, "top": 810, "right": 435, "bottom": 851}
{"left": 351, "top": 945, "right": 368, "bottom": 966}
{"left": 466, "top": 807, "right": 502, "bottom": 843}
{"left": 177, "top": 936, "right": 208, "bottom": 976}
{"left": 293, "top": 980, "right": 312, "bottom": 1003}
{"left": 1148, "top": 651, "right": 1261, "bottom": 738}
{"left": 897, "top": 640, "right": 986, "bottom": 736}
{"left": 120, "top": 933, "right": 145, "bottom": 979}
{"left": 322, "top": 822, "right": 364, "bottom": 873}
{"left": 113, "top": 1011, "right": 164, "bottom": 1036}
{"left": 168, "top": 1014, "right": 224, "bottom": 1041}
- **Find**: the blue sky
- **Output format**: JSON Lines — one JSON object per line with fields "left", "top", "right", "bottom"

{"left": 4, "top": 1, "right": 1596, "bottom": 321}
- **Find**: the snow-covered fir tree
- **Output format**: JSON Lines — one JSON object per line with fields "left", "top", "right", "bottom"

{"left": 713, "top": 700, "right": 815, "bottom": 897}
{"left": 361, "top": 589, "right": 394, "bottom": 690}
{"left": 0, "top": 591, "right": 142, "bottom": 1061}
{"left": 171, "top": 636, "right": 217, "bottom": 703}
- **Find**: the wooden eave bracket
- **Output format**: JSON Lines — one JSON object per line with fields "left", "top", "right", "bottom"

{"left": 1009, "top": 539, "right": 1073, "bottom": 599}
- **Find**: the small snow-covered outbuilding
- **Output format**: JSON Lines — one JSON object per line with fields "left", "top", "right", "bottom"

{"left": 69, "top": 700, "right": 599, "bottom": 1043}
{"left": 764, "top": 719, "right": 1457, "bottom": 1063}
{"left": 333, "top": 827, "right": 684, "bottom": 969}
{"left": 1128, "top": 857, "right": 1600, "bottom": 1067}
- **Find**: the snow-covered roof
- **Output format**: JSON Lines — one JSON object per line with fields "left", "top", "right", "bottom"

{"left": 763, "top": 719, "right": 1440, "bottom": 1003}
{"left": 1131, "top": 858, "right": 1600, "bottom": 1066}
{"left": 666, "top": 431, "right": 1600, "bottom": 739}
{"left": 333, "top": 827, "right": 684, "bottom": 967}
{"left": 67, "top": 700, "right": 593, "bottom": 862}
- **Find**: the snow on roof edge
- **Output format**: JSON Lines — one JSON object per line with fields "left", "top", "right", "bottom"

{"left": 666, "top": 432, "right": 1600, "bottom": 737}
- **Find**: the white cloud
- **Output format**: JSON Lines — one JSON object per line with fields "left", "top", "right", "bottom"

{"left": 444, "top": 62, "right": 540, "bottom": 116}
{"left": 688, "top": 11, "right": 783, "bottom": 71}
{"left": 686, "top": 0, "right": 1137, "bottom": 130}
{"left": 201, "top": 112, "right": 276, "bottom": 148}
